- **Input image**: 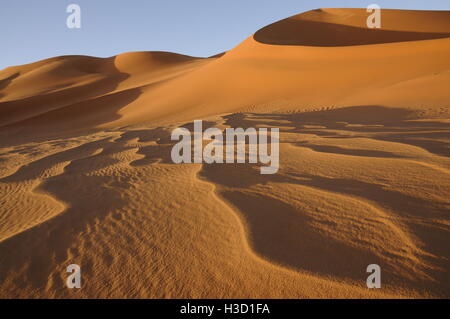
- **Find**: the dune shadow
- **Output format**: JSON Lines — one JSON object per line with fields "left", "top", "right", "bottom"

{"left": 0, "top": 72, "right": 20, "bottom": 99}
{"left": 254, "top": 18, "right": 450, "bottom": 46}
{"left": 0, "top": 72, "right": 20, "bottom": 90}
{"left": 224, "top": 106, "right": 450, "bottom": 157}
{"left": 0, "top": 56, "right": 142, "bottom": 139}
{"left": 220, "top": 190, "right": 390, "bottom": 281}
{"left": 295, "top": 142, "right": 410, "bottom": 158}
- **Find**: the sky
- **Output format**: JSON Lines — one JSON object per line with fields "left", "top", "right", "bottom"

{"left": 0, "top": 0, "right": 449, "bottom": 70}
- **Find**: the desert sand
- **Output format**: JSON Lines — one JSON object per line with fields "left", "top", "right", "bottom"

{"left": 0, "top": 8, "right": 449, "bottom": 298}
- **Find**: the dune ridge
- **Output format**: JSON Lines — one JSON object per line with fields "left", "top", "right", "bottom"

{"left": 0, "top": 8, "right": 449, "bottom": 298}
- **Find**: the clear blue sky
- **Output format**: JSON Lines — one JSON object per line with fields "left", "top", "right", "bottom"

{"left": 1, "top": 0, "right": 448, "bottom": 70}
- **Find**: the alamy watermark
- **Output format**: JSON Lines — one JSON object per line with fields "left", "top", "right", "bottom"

{"left": 367, "top": 4, "right": 381, "bottom": 29}
{"left": 66, "top": 264, "right": 81, "bottom": 289}
{"left": 171, "top": 120, "right": 279, "bottom": 174}
{"left": 66, "top": 4, "right": 81, "bottom": 29}
{"left": 366, "top": 264, "right": 381, "bottom": 288}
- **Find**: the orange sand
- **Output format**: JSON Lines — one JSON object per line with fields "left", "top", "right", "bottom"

{"left": 0, "top": 8, "right": 449, "bottom": 298}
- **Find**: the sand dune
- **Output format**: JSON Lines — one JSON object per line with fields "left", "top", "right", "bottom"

{"left": 255, "top": 8, "right": 450, "bottom": 46}
{"left": 0, "top": 8, "right": 449, "bottom": 298}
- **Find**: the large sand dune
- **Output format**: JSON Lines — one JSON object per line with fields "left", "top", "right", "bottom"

{"left": 0, "top": 8, "right": 449, "bottom": 298}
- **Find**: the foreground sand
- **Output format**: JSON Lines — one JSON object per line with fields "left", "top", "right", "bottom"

{"left": 0, "top": 8, "right": 449, "bottom": 298}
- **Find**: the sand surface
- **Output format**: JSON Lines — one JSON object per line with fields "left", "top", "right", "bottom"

{"left": 0, "top": 8, "right": 449, "bottom": 298}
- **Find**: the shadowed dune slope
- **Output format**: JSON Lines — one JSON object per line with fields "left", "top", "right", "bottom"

{"left": 0, "top": 52, "right": 211, "bottom": 132}
{"left": 254, "top": 8, "right": 450, "bottom": 46}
